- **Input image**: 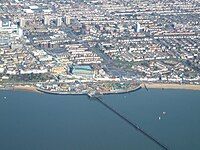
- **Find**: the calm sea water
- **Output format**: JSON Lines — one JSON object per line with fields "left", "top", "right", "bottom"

{"left": 0, "top": 89, "right": 199, "bottom": 150}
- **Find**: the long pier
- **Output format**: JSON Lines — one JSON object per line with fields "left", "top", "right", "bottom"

{"left": 94, "top": 97, "right": 168, "bottom": 150}
{"left": 144, "top": 84, "right": 149, "bottom": 91}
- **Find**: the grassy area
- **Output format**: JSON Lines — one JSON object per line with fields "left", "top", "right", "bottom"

{"left": 2, "top": 73, "right": 54, "bottom": 83}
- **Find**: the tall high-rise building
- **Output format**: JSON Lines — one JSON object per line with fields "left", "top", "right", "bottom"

{"left": 136, "top": 22, "right": 141, "bottom": 32}
{"left": 44, "top": 15, "right": 51, "bottom": 26}
{"left": 64, "top": 15, "right": 71, "bottom": 25}
{"left": 20, "top": 18, "right": 26, "bottom": 28}
{"left": 18, "top": 28, "right": 23, "bottom": 37}
{"left": 0, "top": 19, "right": 2, "bottom": 28}
{"left": 57, "top": 17, "right": 62, "bottom": 26}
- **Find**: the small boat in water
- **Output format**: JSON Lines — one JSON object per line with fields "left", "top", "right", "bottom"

{"left": 3, "top": 96, "right": 7, "bottom": 99}
{"left": 158, "top": 117, "right": 161, "bottom": 120}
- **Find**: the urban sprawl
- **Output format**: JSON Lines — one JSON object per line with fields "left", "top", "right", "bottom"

{"left": 0, "top": 0, "right": 200, "bottom": 94}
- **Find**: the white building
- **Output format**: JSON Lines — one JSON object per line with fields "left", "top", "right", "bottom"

{"left": 20, "top": 17, "right": 26, "bottom": 28}
{"left": 136, "top": 22, "right": 141, "bottom": 32}
{"left": 0, "top": 18, "right": 23, "bottom": 38}
{"left": 57, "top": 17, "right": 62, "bottom": 26}
{"left": 44, "top": 15, "right": 51, "bottom": 25}
{"left": 64, "top": 15, "right": 71, "bottom": 25}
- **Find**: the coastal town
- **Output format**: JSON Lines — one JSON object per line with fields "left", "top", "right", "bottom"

{"left": 0, "top": 0, "right": 200, "bottom": 94}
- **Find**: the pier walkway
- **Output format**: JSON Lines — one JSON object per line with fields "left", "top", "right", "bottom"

{"left": 94, "top": 96, "right": 168, "bottom": 150}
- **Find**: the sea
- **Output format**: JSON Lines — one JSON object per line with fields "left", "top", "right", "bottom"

{"left": 0, "top": 89, "right": 200, "bottom": 150}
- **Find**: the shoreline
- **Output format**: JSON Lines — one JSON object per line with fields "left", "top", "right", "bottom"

{"left": 0, "top": 83, "right": 200, "bottom": 95}
{"left": 13, "top": 85, "right": 39, "bottom": 93}
{"left": 142, "top": 83, "right": 200, "bottom": 91}
{"left": 0, "top": 85, "right": 40, "bottom": 93}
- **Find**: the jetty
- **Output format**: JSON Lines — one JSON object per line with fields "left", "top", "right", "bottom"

{"left": 94, "top": 96, "right": 169, "bottom": 150}
{"left": 144, "top": 83, "right": 149, "bottom": 91}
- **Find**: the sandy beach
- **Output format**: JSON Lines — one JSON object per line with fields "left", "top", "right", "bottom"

{"left": 142, "top": 83, "right": 200, "bottom": 91}
{"left": 13, "top": 85, "right": 40, "bottom": 93}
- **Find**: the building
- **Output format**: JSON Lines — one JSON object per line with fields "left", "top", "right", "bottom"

{"left": 20, "top": 18, "right": 26, "bottom": 28}
{"left": 70, "top": 65, "right": 95, "bottom": 78}
{"left": 44, "top": 15, "right": 51, "bottom": 26}
{"left": 57, "top": 17, "right": 62, "bottom": 26}
{"left": 0, "top": 18, "right": 11, "bottom": 28}
{"left": 64, "top": 15, "right": 71, "bottom": 25}
{"left": 136, "top": 22, "right": 141, "bottom": 32}
{"left": 51, "top": 66, "right": 66, "bottom": 75}
{"left": 0, "top": 19, "right": 2, "bottom": 28}
{"left": 0, "top": 18, "right": 23, "bottom": 38}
